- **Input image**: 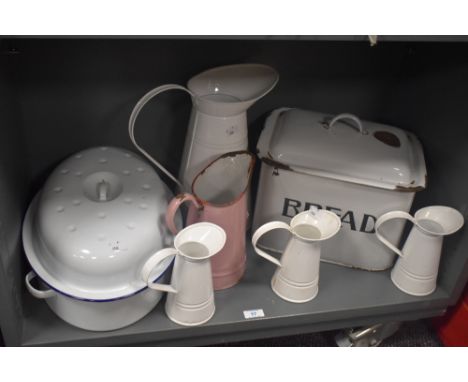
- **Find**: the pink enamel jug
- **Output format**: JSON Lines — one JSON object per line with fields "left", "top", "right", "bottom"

{"left": 166, "top": 151, "right": 255, "bottom": 290}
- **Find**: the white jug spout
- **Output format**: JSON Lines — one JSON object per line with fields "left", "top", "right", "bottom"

{"left": 187, "top": 64, "right": 279, "bottom": 117}
{"left": 414, "top": 205, "right": 465, "bottom": 236}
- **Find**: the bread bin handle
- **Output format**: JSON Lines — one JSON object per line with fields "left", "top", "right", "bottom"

{"left": 25, "top": 271, "right": 56, "bottom": 299}
{"left": 327, "top": 113, "right": 366, "bottom": 135}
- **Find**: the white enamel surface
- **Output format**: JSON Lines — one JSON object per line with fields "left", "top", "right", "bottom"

{"left": 391, "top": 225, "right": 442, "bottom": 296}
{"left": 252, "top": 210, "right": 340, "bottom": 303}
{"left": 257, "top": 108, "right": 427, "bottom": 190}
{"left": 143, "top": 222, "right": 226, "bottom": 326}
{"left": 179, "top": 112, "right": 248, "bottom": 191}
{"left": 271, "top": 233, "right": 321, "bottom": 303}
{"left": 165, "top": 253, "right": 216, "bottom": 326}
{"left": 23, "top": 147, "right": 175, "bottom": 300}
{"left": 253, "top": 165, "right": 416, "bottom": 270}
{"left": 400, "top": 227, "right": 443, "bottom": 277}
{"left": 34, "top": 273, "right": 167, "bottom": 331}
{"left": 376, "top": 205, "right": 464, "bottom": 296}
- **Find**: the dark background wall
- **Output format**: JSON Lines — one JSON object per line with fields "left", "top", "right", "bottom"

{"left": 9, "top": 39, "right": 411, "bottom": 191}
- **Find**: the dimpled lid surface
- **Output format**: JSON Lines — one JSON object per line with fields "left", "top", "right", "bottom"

{"left": 25, "top": 147, "right": 175, "bottom": 300}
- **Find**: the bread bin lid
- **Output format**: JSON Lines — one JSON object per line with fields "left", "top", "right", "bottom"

{"left": 22, "top": 147, "right": 175, "bottom": 301}
{"left": 257, "top": 108, "right": 426, "bottom": 191}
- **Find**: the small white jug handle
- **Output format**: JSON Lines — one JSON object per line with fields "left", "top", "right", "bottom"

{"left": 25, "top": 271, "right": 56, "bottom": 299}
{"left": 141, "top": 248, "right": 178, "bottom": 294}
{"left": 129, "top": 84, "right": 194, "bottom": 190}
{"left": 252, "top": 221, "right": 291, "bottom": 267}
{"left": 375, "top": 211, "right": 417, "bottom": 257}
{"left": 327, "top": 113, "right": 365, "bottom": 135}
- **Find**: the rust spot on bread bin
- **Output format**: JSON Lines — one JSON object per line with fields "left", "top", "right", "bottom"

{"left": 374, "top": 131, "right": 401, "bottom": 147}
{"left": 262, "top": 152, "right": 293, "bottom": 172}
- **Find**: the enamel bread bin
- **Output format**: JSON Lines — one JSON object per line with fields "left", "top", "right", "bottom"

{"left": 23, "top": 147, "right": 176, "bottom": 331}
{"left": 253, "top": 109, "right": 427, "bottom": 271}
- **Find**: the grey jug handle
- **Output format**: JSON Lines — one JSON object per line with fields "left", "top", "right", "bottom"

{"left": 128, "top": 84, "right": 194, "bottom": 190}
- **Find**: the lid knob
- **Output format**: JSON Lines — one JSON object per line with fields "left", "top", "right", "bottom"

{"left": 98, "top": 180, "right": 110, "bottom": 202}
{"left": 83, "top": 171, "right": 123, "bottom": 203}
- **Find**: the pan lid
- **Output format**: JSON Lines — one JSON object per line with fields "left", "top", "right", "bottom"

{"left": 22, "top": 147, "right": 176, "bottom": 301}
{"left": 257, "top": 108, "right": 426, "bottom": 191}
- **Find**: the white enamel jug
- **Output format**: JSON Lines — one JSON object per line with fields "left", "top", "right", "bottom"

{"left": 375, "top": 206, "right": 464, "bottom": 296}
{"left": 129, "top": 64, "right": 278, "bottom": 190}
{"left": 141, "top": 222, "right": 226, "bottom": 326}
{"left": 252, "top": 208, "right": 341, "bottom": 303}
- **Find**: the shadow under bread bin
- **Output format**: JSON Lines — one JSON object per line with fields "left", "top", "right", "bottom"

{"left": 22, "top": 147, "right": 177, "bottom": 331}
{"left": 253, "top": 109, "right": 427, "bottom": 271}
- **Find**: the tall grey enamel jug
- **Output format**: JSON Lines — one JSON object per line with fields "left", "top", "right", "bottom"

{"left": 129, "top": 64, "right": 278, "bottom": 191}
{"left": 375, "top": 206, "right": 464, "bottom": 296}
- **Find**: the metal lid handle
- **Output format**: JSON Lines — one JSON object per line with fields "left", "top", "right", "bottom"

{"left": 327, "top": 113, "right": 365, "bottom": 135}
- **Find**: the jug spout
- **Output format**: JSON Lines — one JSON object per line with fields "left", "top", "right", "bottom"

{"left": 188, "top": 64, "right": 279, "bottom": 117}
{"left": 414, "top": 205, "right": 465, "bottom": 236}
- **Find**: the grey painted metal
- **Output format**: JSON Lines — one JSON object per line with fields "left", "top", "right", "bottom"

{"left": 335, "top": 322, "right": 402, "bottom": 347}
{"left": 21, "top": 247, "right": 450, "bottom": 346}
{"left": 0, "top": 38, "right": 467, "bottom": 346}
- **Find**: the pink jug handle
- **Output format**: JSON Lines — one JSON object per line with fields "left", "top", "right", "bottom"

{"left": 251, "top": 221, "right": 291, "bottom": 267}
{"left": 375, "top": 211, "right": 416, "bottom": 257}
{"left": 166, "top": 193, "right": 201, "bottom": 234}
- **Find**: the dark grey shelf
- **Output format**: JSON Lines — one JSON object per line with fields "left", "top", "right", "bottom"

{"left": 21, "top": 246, "right": 449, "bottom": 346}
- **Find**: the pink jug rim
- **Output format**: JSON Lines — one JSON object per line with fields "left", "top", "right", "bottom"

{"left": 191, "top": 150, "right": 256, "bottom": 208}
